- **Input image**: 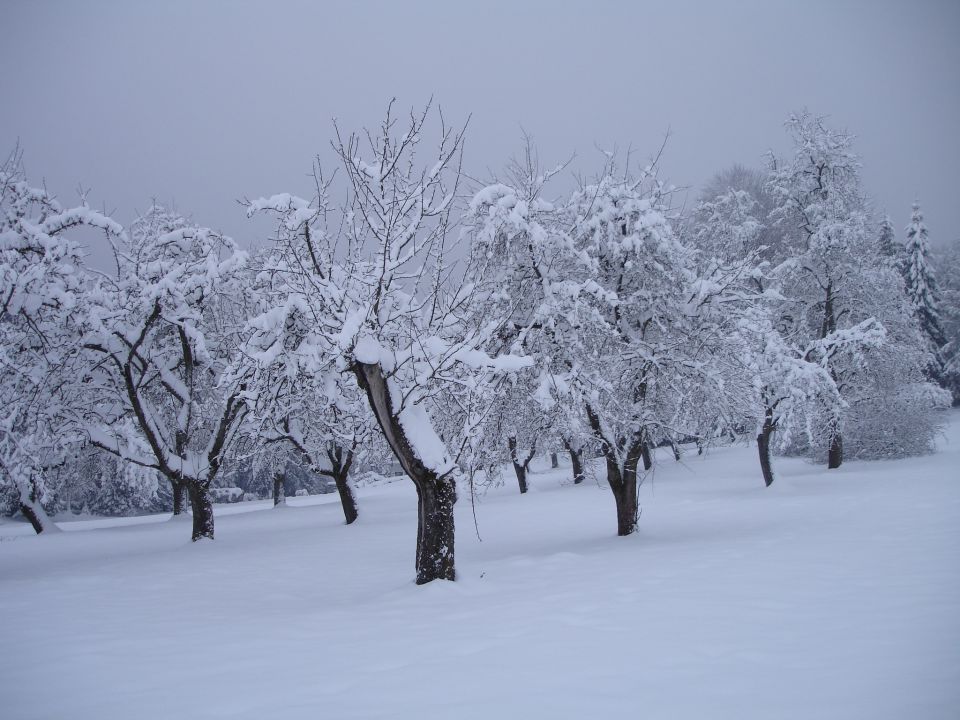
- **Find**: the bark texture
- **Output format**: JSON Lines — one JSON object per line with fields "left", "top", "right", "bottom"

{"left": 354, "top": 361, "right": 456, "bottom": 583}
{"left": 171, "top": 480, "right": 186, "bottom": 515}
{"left": 187, "top": 482, "right": 214, "bottom": 541}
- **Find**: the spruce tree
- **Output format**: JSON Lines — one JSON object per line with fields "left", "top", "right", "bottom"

{"left": 877, "top": 215, "right": 900, "bottom": 263}
{"left": 902, "top": 202, "right": 947, "bottom": 377}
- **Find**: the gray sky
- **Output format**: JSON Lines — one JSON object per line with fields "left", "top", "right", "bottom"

{"left": 3, "top": 0, "right": 958, "bottom": 265}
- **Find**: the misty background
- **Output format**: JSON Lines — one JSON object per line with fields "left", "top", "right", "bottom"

{"left": 2, "top": 0, "right": 958, "bottom": 267}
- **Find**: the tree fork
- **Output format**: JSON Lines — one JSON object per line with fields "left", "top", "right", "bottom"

{"left": 586, "top": 404, "right": 641, "bottom": 536}
{"left": 508, "top": 436, "right": 535, "bottom": 494}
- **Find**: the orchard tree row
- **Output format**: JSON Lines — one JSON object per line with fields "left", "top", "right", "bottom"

{"left": 2, "top": 105, "right": 954, "bottom": 583}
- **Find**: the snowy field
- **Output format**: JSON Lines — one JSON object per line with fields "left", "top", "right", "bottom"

{"left": 2, "top": 416, "right": 958, "bottom": 720}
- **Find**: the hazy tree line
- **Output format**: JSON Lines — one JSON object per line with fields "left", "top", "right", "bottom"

{"left": 2, "top": 104, "right": 954, "bottom": 582}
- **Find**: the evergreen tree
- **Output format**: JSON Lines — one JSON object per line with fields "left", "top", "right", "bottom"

{"left": 931, "top": 240, "right": 960, "bottom": 404}
{"left": 902, "top": 203, "right": 947, "bottom": 378}
{"left": 877, "top": 215, "right": 900, "bottom": 263}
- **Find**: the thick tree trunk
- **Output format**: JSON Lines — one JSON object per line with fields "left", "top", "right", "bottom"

{"left": 273, "top": 471, "right": 286, "bottom": 507}
{"left": 586, "top": 404, "right": 642, "bottom": 537}
{"left": 566, "top": 443, "right": 585, "bottom": 484}
{"left": 335, "top": 471, "right": 358, "bottom": 525}
{"left": 354, "top": 361, "right": 456, "bottom": 583}
{"left": 512, "top": 461, "right": 528, "bottom": 493}
{"left": 612, "top": 468, "right": 639, "bottom": 536}
{"left": 171, "top": 479, "right": 186, "bottom": 515}
{"left": 669, "top": 441, "right": 681, "bottom": 462}
{"left": 550, "top": 452, "right": 559, "bottom": 469}
{"left": 187, "top": 482, "right": 214, "bottom": 541}
{"left": 414, "top": 478, "right": 456, "bottom": 584}
{"left": 827, "top": 431, "right": 843, "bottom": 470}
{"left": 19, "top": 501, "right": 47, "bottom": 534}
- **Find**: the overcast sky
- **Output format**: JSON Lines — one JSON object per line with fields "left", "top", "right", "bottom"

{"left": 3, "top": 0, "right": 958, "bottom": 264}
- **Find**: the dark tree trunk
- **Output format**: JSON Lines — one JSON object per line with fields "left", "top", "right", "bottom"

{"left": 612, "top": 465, "right": 640, "bottom": 536}
{"left": 586, "top": 404, "right": 642, "bottom": 536}
{"left": 19, "top": 501, "right": 46, "bottom": 534}
{"left": 18, "top": 475, "right": 58, "bottom": 534}
{"left": 273, "top": 471, "right": 286, "bottom": 506}
{"left": 187, "top": 482, "right": 214, "bottom": 541}
{"left": 171, "top": 479, "right": 186, "bottom": 515}
{"left": 827, "top": 431, "right": 843, "bottom": 470}
{"left": 335, "top": 470, "right": 358, "bottom": 525}
{"left": 757, "top": 410, "right": 776, "bottom": 487}
{"left": 414, "top": 477, "right": 456, "bottom": 584}
{"left": 508, "top": 436, "right": 535, "bottom": 494}
{"left": 563, "top": 439, "right": 585, "bottom": 484}
{"left": 670, "top": 441, "right": 681, "bottom": 462}
{"left": 324, "top": 445, "right": 358, "bottom": 525}
{"left": 641, "top": 438, "right": 653, "bottom": 471}
{"left": 354, "top": 362, "right": 456, "bottom": 583}
{"left": 512, "top": 461, "right": 528, "bottom": 494}
{"left": 550, "top": 452, "right": 559, "bottom": 468}
{"left": 821, "top": 280, "right": 843, "bottom": 469}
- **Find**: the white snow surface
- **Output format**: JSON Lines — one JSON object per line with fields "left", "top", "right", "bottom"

{"left": 2, "top": 414, "right": 959, "bottom": 719}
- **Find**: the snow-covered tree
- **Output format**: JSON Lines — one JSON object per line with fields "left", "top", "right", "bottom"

{"left": 692, "top": 187, "right": 765, "bottom": 265}
{"left": 238, "top": 222, "right": 379, "bottom": 525}
{"left": 767, "top": 112, "right": 885, "bottom": 468}
{"left": 692, "top": 182, "right": 904, "bottom": 482}
{"left": 729, "top": 303, "right": 834, "bottom": 485}
{"left": 461, "top": 140, "right": 592, "bottom": 492}
{"left": 760, "top": 115, "right": 947, "bottom": 466}
{"left": 564, "top": 161, "right": 712, "bottom": 535}
{"left": 245, "top": 102, "right": 530, "bottom": 583}
{"left": 902, "top": 202, "right": 947, "bottom": 379}
{"left": 0, "top": 149, "right": 124, "bottom": 532}
{"left": 695, "top": 164, "right": 789, "bottom": 263}
{"left": 59, "top": 445, "right": 162, "bottom": 516}
{"left": 876, "top": 215, "right": 901, "bottom": 264}
{"left": 81, "top": 204, "right": 251, "bottom": 540}
{"left": 932, "top": 240, "right": 960, "bottom": 404}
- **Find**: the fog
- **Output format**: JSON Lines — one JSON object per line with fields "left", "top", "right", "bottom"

{"left": 3, "top": 0, "right": 958, "bottom": 265}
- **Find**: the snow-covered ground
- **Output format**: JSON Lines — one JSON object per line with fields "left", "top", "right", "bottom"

{"left": 2, "top": 415, "right": 958, "bottom": 720}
